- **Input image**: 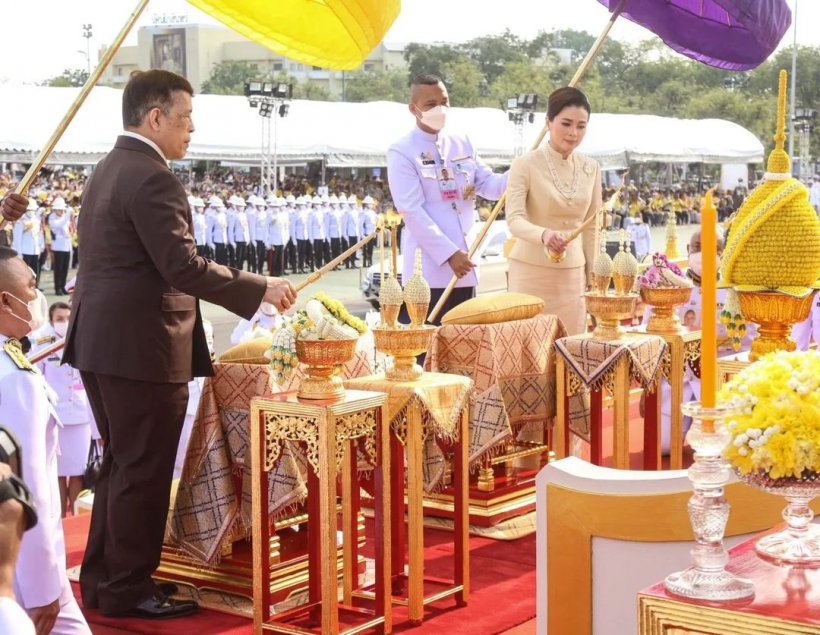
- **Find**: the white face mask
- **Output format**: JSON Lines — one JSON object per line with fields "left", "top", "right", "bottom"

{"left": 53, "top": 321, "right": 68, "bottom": 338}
{"left": 6, "top": 289, "right": 47, "bottom": 334}
{"left": 260, "top": 302, "right": 278, "bottom": 317}
{"left": 417, "top": 105, "right": 448, "bottom": 132}
{"left": 688, "top": 251, "right": 703, "bottom": 277}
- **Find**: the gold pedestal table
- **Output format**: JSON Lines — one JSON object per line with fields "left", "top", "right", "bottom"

{"left": 250, "top": 390, "right": 391, "bottom": 635}
{"left": 629, "top": 326, "right": 702, "bottom": 469}
{"left": 554, "top": 333, "right": 666, "bottom": 468}
{"left": 345, "top": 372, "right": 472, "bottom": 625}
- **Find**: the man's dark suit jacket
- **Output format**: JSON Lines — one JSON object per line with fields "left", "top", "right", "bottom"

{"left": 63, "top": 135, "right": 266, "bottom": 383}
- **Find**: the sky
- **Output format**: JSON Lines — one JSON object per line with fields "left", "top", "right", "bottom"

{"left": 0, "top": 0, "right": 816, "bottom": 84}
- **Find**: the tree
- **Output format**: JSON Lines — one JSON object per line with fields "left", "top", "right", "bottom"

{"left": 403, "top": 43, "right": 462, "bottom": 82}
{"left": 460, "top": 31, "right": 527, "bottom": 84}
{"left": 344, "top": 68, "right": 409, "bottom": 103}
{"left": 440, "top": 57, "right": 485, "bottom": 107}
{"left": 43, "top": 68, "right": 89, "bottom": 87}
{"left": 201, "top": 60, "right": 259, "bottom": 95}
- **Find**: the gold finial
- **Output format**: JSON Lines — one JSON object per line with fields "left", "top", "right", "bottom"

{"left": 767, "top": 69, "right": 791, "bottom": 174}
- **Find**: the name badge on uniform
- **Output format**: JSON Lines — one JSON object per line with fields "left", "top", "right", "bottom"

{"left": 420, "top": 151, "right": 436, "bottom": 166}
{"left": 437, "top": 166, "right": 459, "bottom": 202}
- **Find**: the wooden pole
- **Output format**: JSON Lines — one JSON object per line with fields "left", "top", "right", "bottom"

{"left": 295, "top": 229, "right": 379, "bottom": 293}
{"left": 427, "top": 0, "right": 627, "bottom": 323}
{"left": 28, "top": 338, "right": 65, "bottom": 365}
{"left": 12, "top": 0, "right": 150, "bottom": 198}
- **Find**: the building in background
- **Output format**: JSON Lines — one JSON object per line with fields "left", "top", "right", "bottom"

{"left": 99, "top": 15, "right": 406, "bottom": 99}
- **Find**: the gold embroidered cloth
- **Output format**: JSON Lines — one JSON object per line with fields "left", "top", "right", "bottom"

{"left": 344, "top": 372, "right": 472, "bottom": 491}
{"left": 423, "top": 315, "right": 566, "bottom": 462}
{"left": 166, "top": 351, "right": 372, "bottom": 564}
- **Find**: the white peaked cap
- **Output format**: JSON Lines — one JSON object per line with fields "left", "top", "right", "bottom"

{"left": 51, "top": 197, "right": 67, "bottom": 210}
{"left": 286, "top": 194, "right": 296, "bottom": 203}
{"left": 312, "top": 195, "right": 322, "bottom": 204}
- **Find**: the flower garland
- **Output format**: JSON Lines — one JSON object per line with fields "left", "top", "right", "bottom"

{"left": 719, "top": 350, "right": 820, "bottom": 479}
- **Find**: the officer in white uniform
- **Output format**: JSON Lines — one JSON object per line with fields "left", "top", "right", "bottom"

{"left": 627, "top": 216, "right": 652, "bottom": 263}
{"left": 325, "top": 195, "right": 343, "bottom": 264}
{"left": 245, "top": 196, "right": 258, "bottom": 274}
{"left": 360, "top": 196, "right": 378, "bottom": 268}
{"left": 190, "top": 196, "right": 210, "bottom": 259}
{"left": 251, "top": 196, "right": 270, "bottom": 275}
{"left": 48, "top": 198, "right": 72, "bottom": 296}
{"left": 341, "top": 194, "right": 360, "bottom": 268}
{"left": 387, "top": 73, "right": 507, "bottom": 323}
{"left": 35, "top": 302, "right": 97, "bottom": 518}
{"left": 268, "top": 198, "right": 289, "bottom": 277}
{"left": 284, "top": 194, "right": 298, "bottom": 274}
{"left": 293, "top": 197, "right": 311, "bottom": 273}
{"left": 308, "top": 196, "right": 326, "bottom": 269}
{"left": 12, "top": 200, "right": 43, "bottom": 288}
{"left": 228, "top": 196, "right": 251, "bottom": 271}
{"left": 0, "top": 249, "right": 90, "bottom": 634}
{"left": 209, "top": 196, "right": 229, "bottom": 266}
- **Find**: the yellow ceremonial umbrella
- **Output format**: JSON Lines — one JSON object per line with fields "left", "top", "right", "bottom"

{"left": 188, "top": 0, "right": 399, "bottom": 70}
{"left": 13, "top": 0, "right": 400, "bottom": 196}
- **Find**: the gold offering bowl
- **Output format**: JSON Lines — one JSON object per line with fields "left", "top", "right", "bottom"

{"left": 373, "top": 325, "right": 436, "bottom": 381}
{"left": 584, "top": 292, "right": 638, "bottom": 340}
{"left": 640, "top": 286, "right": 693, "bottom": 334}
{"left": 737, "top": 290, "right": 816, "bottom": 361}
{"left": 295, "top": 338, "right": 357, "bottom": 400}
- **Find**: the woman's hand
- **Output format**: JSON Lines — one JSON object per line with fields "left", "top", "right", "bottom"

{"left": 542, "top": 230, "right": 568, "bottom": 255}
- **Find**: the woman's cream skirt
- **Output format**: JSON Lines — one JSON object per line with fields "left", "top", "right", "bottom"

{"left": 508, "top": 259, "right": 586, "bottom": 336}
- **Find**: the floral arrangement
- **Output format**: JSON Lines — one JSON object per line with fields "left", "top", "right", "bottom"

{"left": 719, "top": 350, "right": 820, "bottom": 479}
{"left": 267, "top": 292, "right": 366, "bottom": 383}
{"left": 638, "top": 253, "right": 693, "bottom": 289}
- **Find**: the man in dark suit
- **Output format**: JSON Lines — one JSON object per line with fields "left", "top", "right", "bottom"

{"left": 55, "top": 69, "right": 296, "bottom": 620}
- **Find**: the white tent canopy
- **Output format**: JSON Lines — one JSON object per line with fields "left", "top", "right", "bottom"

{"left": 0, "top": 86, "right": 764, "bottom": 168}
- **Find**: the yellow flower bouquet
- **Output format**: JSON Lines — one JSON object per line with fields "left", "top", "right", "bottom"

{"left": 718, "top": 349, "right": 820, "bottom": 564}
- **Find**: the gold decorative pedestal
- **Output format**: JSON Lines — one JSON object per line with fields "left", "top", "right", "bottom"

{"left": 295, "top": 338, "right": 357, "bottom": 400}
{"left": 250, "top": 390, "right": 392, "bottom": 635}
{"left": 585, "top": 292, "right": 638, "bottom": 340}
{"left": 737, "top": 290, "right": 816, "bottom": 361}
{"left": 373, "top": 325, "right": 436, "bottom": 381}
{"left": 640, "top": 286, "right": 693, "bottom": 335}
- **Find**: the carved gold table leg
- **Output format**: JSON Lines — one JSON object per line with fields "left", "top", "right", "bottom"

{"left": 668, "top": 338, "right": 684, "bottom": 470}
{"left": 406, "top": 405, "right": 425, "bottom": 624}
{"left": 612, "top": 355, "right": 631, "bottom": 469}
{"left": 555, "top": 356, "right": 568, "bottom": 459}
{"left": 319, "top": 418, "right": 340, "bottom": 634}
{"left": 342, "top": 439, "right": 357, "bottom": 605}
{"left": 477, "top": 456, "right": 495, "bottom": 493}
{"left": 455, "top": 407, "right": 470, "bottom": 606}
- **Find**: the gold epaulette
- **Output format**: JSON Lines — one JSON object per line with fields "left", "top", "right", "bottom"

{"left": 4, "top": 340, "right": 33, "bottom": 372}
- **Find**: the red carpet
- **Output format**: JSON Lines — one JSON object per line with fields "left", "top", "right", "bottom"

{"left": 64, "top": 514, "right": 535, "bottom": 635}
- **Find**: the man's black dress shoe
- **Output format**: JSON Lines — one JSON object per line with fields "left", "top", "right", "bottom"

{"left": 115, "top": 593, "right": 198, "bottom": 620}
{"left": 157, "top": 581, "right": 179, "bottom": 597}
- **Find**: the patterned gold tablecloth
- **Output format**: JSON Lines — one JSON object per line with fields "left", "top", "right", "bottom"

{"left": 166, "top": 350, "right": 372, "bottom": 564}
{"left": 423, "top": 314, "right": 566, "bottom": 462}
{"left": 344, "top": 372, "right": 473, "bottom": 492}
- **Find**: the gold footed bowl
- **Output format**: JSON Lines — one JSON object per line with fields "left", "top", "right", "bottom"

{"left": 585, "top": 292, "right": 638, "bottom": 340}
{"left": 373, "top": 325, "right": 436, "bottom": 381}
{"left": 737, "top": 290, "right": 816, "bottom": 361}
{"left": 612, "top": 273, "right": 636, "bottom": 296}
{"left": 405, "top": 302, "right": 429, "bottom": 327}
{"left": 295, "top": 338, "right": 357, "bottom": 400}
{"left": 590, "top": 273, "right": 612, "bottom": 294}
{"left": 640, "top": 286, "right": 693, "bottom": 334}
{"left": 739, "top": 470, "right": 820, "bottom": 566}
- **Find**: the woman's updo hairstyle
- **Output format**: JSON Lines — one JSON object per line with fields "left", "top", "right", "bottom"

{"left": 547, "top": 87, "right": 591, "bottom": 121}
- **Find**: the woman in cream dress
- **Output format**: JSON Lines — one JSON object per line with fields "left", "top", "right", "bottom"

{"left": 506, "top": 87, "right": 602, "bottom": 335}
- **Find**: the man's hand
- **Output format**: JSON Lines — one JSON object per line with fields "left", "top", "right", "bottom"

{"left": 447, "top": 251, "right": 475, "bottom": 278}
{"left": 28, "top": 599, "right": 59, "bottom": 635}
{"left": 263, "top": 277, "right": 297, "bottom": 312}
{"left": 1, "top": 192, "right": 28, "bottom": 223}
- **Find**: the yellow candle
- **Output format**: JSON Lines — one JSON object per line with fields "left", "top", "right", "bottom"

{"left": 700, "top": 188, "right": 718, "bottom": 414}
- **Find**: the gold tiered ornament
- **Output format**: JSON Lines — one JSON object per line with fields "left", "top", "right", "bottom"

{"left": 585, "top": 229, "right": 638, "bottom": 339}
{"left": 638, "top": 253, "right": 694, "bottom": 334}
{"left": 374, "top": 239, "right": 435, "bottom": 380}
{"left": 665, "top": 208, "right": 680, "bottom": 259}
{"left": 267, "top": 293, "right": 366, "bottom": 400}
{"left": 720, "top": 70, "right": 820, "bottom": 360}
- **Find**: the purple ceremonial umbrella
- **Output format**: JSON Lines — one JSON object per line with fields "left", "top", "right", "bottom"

{"left": 597, "top": 0, "right": 792, "bottom": 71}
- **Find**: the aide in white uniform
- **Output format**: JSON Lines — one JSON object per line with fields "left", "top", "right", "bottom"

{"left": 387, "top": 74, "right": 507, "bottom": 323}
{"left": 0, "top": 252, "right": 90, "bottom": 634}
{"left": 230, "top": 302, "right": 283, "bottom": 345}
{"left": 793, "top": 294, "right": 820, "bottom": 350}
{"left": 36, "top": 302, "right": 96, "bottom": 517}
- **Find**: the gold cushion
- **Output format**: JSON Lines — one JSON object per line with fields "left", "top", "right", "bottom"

{"left": 440, "top": 292, "right": 544, "bottom": 325}
{"left": 218, "top": 336, "right": 273, "bottom": 364}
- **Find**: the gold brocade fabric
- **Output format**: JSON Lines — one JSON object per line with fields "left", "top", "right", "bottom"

{"left": 344, "top": 372, "right": 472, "bottom": 491}
{"left": 166, "top": 351, "right": 373, "bottom": 565}
{"left": 423, "top": 314, "right": 566, "bottom": 462}
{"left": 555, "top": 333, "right": 667, "bottom": 393}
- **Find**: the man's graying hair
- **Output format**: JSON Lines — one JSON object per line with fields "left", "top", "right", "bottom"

{"left": 122, "top": 69, "right": 193, "bottom": 128}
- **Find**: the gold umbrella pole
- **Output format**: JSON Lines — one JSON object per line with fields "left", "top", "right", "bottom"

{"left": 427, "top": 0, "right": 627, "bottom": 323}
{"left": 8, "top": 0, "right": 150, "bottom": 206}
{"left": 27, "top": 338, "right": 66, "bottom": 365}
{"left": 295, "top": 229, "right": 379, "bottom": 293}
